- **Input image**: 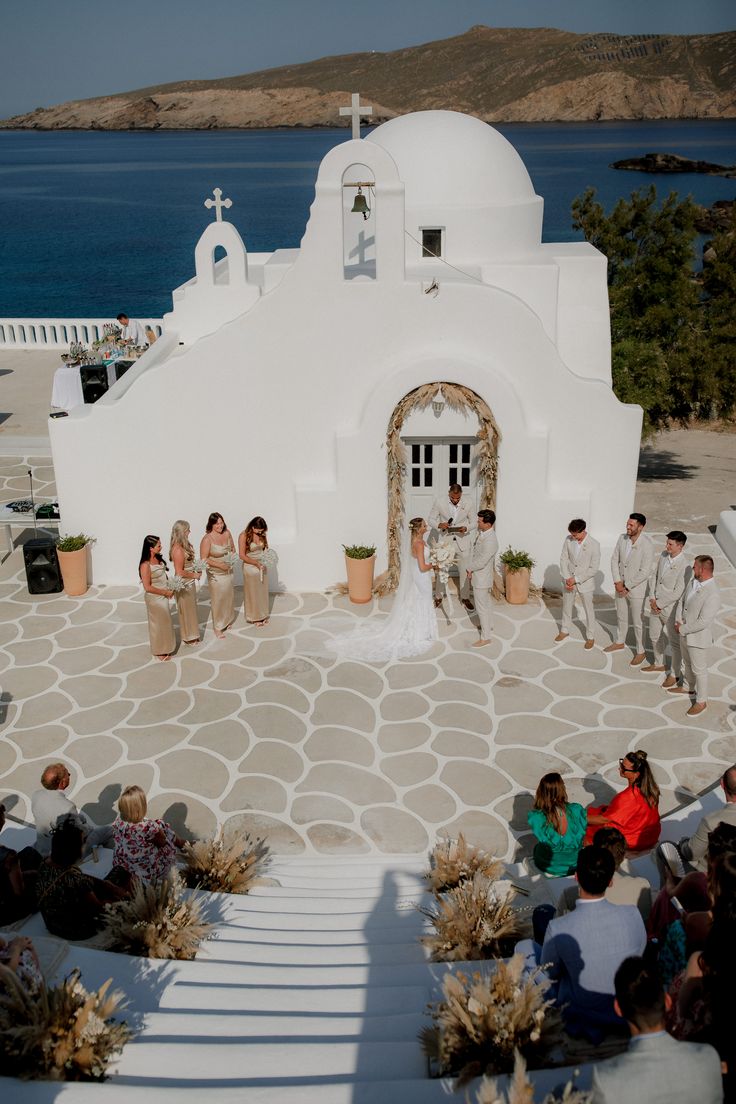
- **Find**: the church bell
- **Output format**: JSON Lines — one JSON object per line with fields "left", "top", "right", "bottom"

{"left": 351, "top": 187, "right": 370, "bottom": 220}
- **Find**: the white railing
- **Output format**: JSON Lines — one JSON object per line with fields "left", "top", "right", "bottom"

{"left": 0, "top": 317, "right": 165, "bottom": 350}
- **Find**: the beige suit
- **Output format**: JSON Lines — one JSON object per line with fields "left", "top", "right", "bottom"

{"left": 560, "top": 533, "right": 600, "bottom": 638}
{"left": 428, "top": 494, "right": 474, "bottom": 600}
{"left": 611, "top": 532, "right": 655, "bottom": 652}
{"left": 648, "top": 553, "right": 689, "bottom": 670}
{"left": 673, "top": 578, "right": 720, "bottom": 702}
{"left": 469, "top": 527, "right": 498, "bottom": 640}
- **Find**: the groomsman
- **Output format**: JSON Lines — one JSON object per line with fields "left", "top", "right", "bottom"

{"left": 466, "top": 510, "right": 498, "bottom": 648}
{"left": 669, "top": 555, "right": 720, "bottom": 717}
{"left": 642, "top": 530, "right": 689, "bottom": 676}
{"left": 555, "top": 518, "right": 600, "bottom": 649}
{"left": 428, "top": 483, "right": 475, "bottom": 609}
{"left": 605, "top": 513, "right": 655, "bottom": 666}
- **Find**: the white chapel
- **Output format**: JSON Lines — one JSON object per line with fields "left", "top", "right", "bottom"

{"left": 50, "top": 108, "right": 642, "bottom": 590}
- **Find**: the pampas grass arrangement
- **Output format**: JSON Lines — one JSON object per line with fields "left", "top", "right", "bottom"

{"left": 182, "top": 829, "right": 269, "bottom": 894}
{"left": 0, "top": 965, "right": 130, "bottom": 1081}
{"left": 420, "top": 871, "right": 518, "bottom": 961}
{"left": 475, "top": 1050, "right": 592, "bottom": 1104}
{"left": 103, "top": 870, "right": 212, "bottom": 959}
{"left": 420, "top": 955, "right": 561, "bottom": 1084}
{"left": 426, "top": 834, "right": 503, "bottom": 894}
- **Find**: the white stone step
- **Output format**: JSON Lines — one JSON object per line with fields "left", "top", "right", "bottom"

{"left": 141, "top": 1008, "right": 426, "bottom": 1040}
{"left": 138, "top": 957, "right": 446, "bottom": 989}
{"left": 199, "top": 936, "right": 427, "bottom": 966}
{"left": 209, "top": 921, "right": 428, "bottom": 945}
{"left": 116, "top": 1038, "right": 426, "bottom": 1081}
{"left": 247, "top": 882, "right": 427, "bottom": 898}
{"left": 159, "top": 979, "right": 430, "bottom": 1014}
{"left": 211, "top": 894, "right": 424, "bottom": 915}
{"left": 206, "top": 908, "right": 424, "bottom": 931}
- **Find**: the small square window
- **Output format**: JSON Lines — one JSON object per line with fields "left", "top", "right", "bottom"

{"left": 422, "top": 228, "right": 442, "bottom": 259}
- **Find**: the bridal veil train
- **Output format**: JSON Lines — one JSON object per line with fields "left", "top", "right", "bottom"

{"left": 326, "top": 522, "right": 438, "bottom": 662}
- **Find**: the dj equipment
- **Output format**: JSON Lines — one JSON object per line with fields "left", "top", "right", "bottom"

{"left": 79, "top": 364, "right": 109, "bottom": 404}
{"left": 23, "top": 538, "right": 63, "bottom": 594}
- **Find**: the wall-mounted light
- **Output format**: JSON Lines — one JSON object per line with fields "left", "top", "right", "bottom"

{"left": 432, "top": 386, "right": 446, "bottom": 418}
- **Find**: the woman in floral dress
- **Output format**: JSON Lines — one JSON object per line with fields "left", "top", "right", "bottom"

{"left": 112, "top": 785, "right": 185, "bottom": 883}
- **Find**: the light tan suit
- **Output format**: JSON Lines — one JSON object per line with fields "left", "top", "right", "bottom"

{"left": 428, "top": 494, "right": 474, "bottom": 600}
{"left": 560, "top": 533, "right": 600, "bottom": 639}
{"left": 611, "top": 532, "right": 655, "bottom": 652}
{"left": 469, "top": 527, "right": 498, "bottom": 640}
{"left": 648, "top": 553, "right": 689, "bottom": 671}
{"left": 673, "top": 578, "right": 720, "bottom": 702}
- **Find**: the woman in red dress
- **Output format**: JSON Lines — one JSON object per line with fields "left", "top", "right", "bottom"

{"left": 585, "top": 748, "right": 661, "bottom": 850}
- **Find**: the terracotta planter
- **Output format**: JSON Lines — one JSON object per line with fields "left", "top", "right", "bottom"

{"left": 57, "top": 546, "right": 88, "bottom": 596}
{"left": 345, "top": 554, "right": 375, "bottom": 604}
{"left": 505, "top": 566, "right": 530, "bottom": 605}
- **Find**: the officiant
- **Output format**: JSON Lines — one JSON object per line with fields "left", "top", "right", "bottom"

{"left": 428, "top": 483, "right": 475, "bottom": 610}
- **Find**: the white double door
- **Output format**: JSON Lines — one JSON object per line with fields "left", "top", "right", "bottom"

{"left": 403, "top": 436, "right": 480, "bottom": 526}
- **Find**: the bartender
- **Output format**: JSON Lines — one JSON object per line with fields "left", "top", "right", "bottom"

{"left": 116, "top": 313, "right": 149, "bottom": 348}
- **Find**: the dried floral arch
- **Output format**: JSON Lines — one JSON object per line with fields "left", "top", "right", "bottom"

{"left": 382, "top": 382, "right": 501, "bottom": 593}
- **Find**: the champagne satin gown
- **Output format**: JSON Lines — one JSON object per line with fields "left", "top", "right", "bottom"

{"left": 176, "top": 551, "right": 200, "bottom": 642}
{"left": 144, "top": 562, "right": 176, "bottom": 656}
{"left": 207, "top": 542, "right": 235, "bottom": 632}
{"left": 243, "top": 542, "right": 269, "bottom": 623}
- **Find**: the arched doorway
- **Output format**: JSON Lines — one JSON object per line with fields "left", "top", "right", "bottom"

{"left": 382, "top": 382, "right": 501, "bottom": 592}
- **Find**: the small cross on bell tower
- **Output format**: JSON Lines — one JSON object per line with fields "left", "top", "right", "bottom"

{"left": 204, "top": 187, "right": 233, "bottom": 222}
{"left": 339, "top": 93, "right": 373, "bottom": 140}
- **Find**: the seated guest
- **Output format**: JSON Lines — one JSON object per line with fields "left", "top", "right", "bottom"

{"left": 36, "top": 815, "right": 130, "bottom": 941}
{"left": 527, "top": 772, "right": 587, "bottom": 876}
{"left": 31, "top": 763, "right": 111, "bottom": 857}
{"left": 585, "top": 749, "right": 661, "bottom": 850}
{"left": 556, "top": 827, "right": 652, "bottom": 921}
{"left": 591, "top": 956, "right": 723, "bottom": 1103}
{"left": 657, "top": 764, "right": 736, "bottom": 880}
{"left": 112, "top": 785, "right": 184, "bottom": 883}
{"left": 0, "top": 935, "right": 43, "bottom": 995}
{"left": 518, "top": 846, "right": 646, "bottom": 1039}
{"left": 0, "top": 802, "right": 41, "bottom": 924}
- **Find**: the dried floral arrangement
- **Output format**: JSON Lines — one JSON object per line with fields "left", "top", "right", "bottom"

{"left": 381, "top": 382, "right": 501, "bottom": 595}
{"left": 420, "top": 871, "right": 518, "bottom": 961}
{"left": 182, "top": 829, "right": 269, "bottom": 894}
{"left": 475, "top": 1049, "right": 593, "bottom": 1104}
{"left": 103, "top": 870, "right": 212, "bottom": 959}
{"left": 420, "top": 955, "right": 562, "bottom": 1084}
{"left": 0, "top": 965, "right": 130, "bottom": 1081}
{"left": 426, "top": 834, "right": 503, "bottom": 894}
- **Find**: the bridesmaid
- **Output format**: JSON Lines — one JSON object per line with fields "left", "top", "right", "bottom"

{"left": 169, "top": 520, "right": 201, "bottom": 646}
{"left": 200, "top": 512, "right": 235, "bottom": 639}
{"left": 238, "top": 515, "right": 270, "bottom": 626}
{"left": 139, "top": 535, "right": 175, "bottom": 661}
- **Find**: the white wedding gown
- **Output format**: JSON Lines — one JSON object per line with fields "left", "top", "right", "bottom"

{"left": 327, "top": 544, "right": 438, "bottom": 662}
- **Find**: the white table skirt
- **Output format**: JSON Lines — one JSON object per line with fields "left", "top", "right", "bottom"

{"left": 51, "top": 362, "right": 117, "bottom": 410}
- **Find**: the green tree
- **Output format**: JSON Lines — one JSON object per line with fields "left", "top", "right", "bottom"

{"left": 571, "top": 186, "right": 735, "bottom": 435}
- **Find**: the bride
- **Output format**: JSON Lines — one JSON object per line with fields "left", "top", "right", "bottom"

{"left": 327, "top": 517, "right": 438, "bottom": 662}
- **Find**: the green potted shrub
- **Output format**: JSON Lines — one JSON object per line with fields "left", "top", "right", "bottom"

{"left": 55, "top": 533, "right": 94, "bottom": 596}
{"left": 343, "top": 543, "right": 376, "bottom": 604}
{"left": 499, "top": 547, "right": 535, "bottom": 605}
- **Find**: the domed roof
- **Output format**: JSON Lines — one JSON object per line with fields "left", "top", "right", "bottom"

{"left": 366, "top": 110, "right": 536, "bottom": 208}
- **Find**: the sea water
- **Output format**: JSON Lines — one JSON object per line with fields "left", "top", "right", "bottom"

{"left": 0, "top": 119, "right": 733, "bottom": 318}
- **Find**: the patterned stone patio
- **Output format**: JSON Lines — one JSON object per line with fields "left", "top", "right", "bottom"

{"left": 1, "top": 449, "right": 735, "bottom": 857}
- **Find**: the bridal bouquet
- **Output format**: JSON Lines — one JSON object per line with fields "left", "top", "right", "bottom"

{"left": 225, "top": 551, "right": 240, "bottom": 568}
{"left": 429, "top": 538, "right": 456, "bottom": 586}
{"left": 191, "top": 558, "right": 207, "bottom": 575}
{"left": 167, "top": 575, "right": 190, "bottom": 594}
{"left": 260, "top": 549, "right": 278, "bottom": 569}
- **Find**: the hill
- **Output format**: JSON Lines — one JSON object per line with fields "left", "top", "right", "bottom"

{"left": 2, "top": 25, "right": 735, "bottom": 129}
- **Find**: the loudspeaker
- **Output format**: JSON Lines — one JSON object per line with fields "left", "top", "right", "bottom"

{"left": 23, "top": 538, "right": 63, "bottom": 594}
{"left": 80, "top": 364, "right": 109, "bottom": 404}
{"left": 113, "top": 359, "right": 134, "bottom": 382}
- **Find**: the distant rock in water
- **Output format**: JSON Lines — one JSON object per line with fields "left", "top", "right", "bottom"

{"left": 695, "top": 200, "right": 735, "bottom": 235}
{"left": 612, "top": 152, "right": 736, "bottom": 176}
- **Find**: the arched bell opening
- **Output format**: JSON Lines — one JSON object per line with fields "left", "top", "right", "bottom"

{"left": 342, "top": 162, "right": 376, "bottom": 281}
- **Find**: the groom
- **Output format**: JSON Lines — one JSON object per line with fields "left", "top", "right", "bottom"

{"left": 428, "top": 483, "right": 475, "bottom": 610}
{"left": 467, "top": 510, "right": 498, "bottom": 648}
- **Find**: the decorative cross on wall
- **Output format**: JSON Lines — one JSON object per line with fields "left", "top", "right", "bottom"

{"left": 339, "top": 93, "right": 373, "bottom": 140}
{"left": 204, "top": 187, "right": 233, "bottom": 221}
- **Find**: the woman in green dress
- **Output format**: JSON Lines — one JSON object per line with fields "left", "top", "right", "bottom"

{"left": 527, "top": 772, "right": 587, "bottom": 877}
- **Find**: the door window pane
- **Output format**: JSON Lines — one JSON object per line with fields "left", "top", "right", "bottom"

{"left": 412, "top": 469, "right": 421, "bottom": 487}
{"left": 424, "top": 468, "right": 432, "bottom": 486}
{"left": 411, "top": 444, "right": 420, "bottom": 463}
{"left": 422, "top": 228, "right": 442, "bottom": 258}
{"left": 449, "top": 467, "right": 457, "bottom": 485}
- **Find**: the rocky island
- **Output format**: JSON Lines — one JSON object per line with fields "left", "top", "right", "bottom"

{"left": 612, "top": 152, "right": 736, "bottom": 176}
{"left": 1, "top": 25, "right": 735, "bottom": 130}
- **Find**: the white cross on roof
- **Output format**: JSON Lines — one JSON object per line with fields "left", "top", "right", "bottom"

{"left": 204, "top": 187, "right": 233, "bottom": 221}
{"left": 339, "top": 93, "right": 373, "bottom": 140}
